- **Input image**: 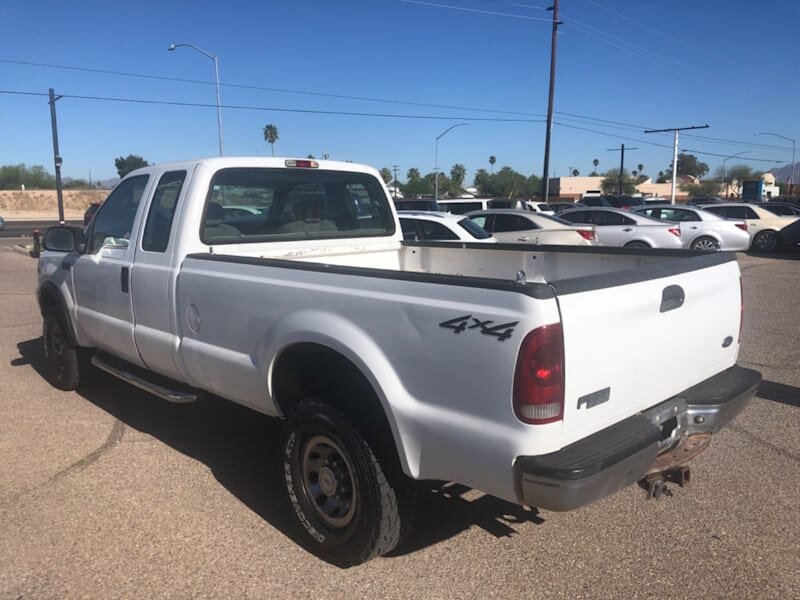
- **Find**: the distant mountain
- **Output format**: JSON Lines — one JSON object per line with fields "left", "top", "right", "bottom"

{"left": 769, "top": 163, "right": 799, "bottom": 183}
{"left": 97, "top": 178, "right": 119, "bottom": 189}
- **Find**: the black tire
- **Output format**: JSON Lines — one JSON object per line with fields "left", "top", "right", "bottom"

{"left": 282, "top": 400, "right": 410, "bottom": 567}
{"left": 752, "top": 230, "right": 778, "bottom": 253}
{"left": 625, "top": 241, "right": 650, "bottom": 249}
{"left": 43, "top": 311, "right": 84, "bottom": 390}
{"left": 690, "top": 236, "right": 721, "bottom": 251}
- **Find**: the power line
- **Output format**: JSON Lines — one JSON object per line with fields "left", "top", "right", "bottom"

{"left": 0, "top": 88, "right": 546, "bottom": 123}
{"left": 4, "top": 58, "right": 792, "bottom": 153}
{"left": 399, "top": 0, "right": 553, "bottom": 21}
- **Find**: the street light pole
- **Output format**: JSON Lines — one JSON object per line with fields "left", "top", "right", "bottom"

{"left": 434, "top": 123, "right": 468, "bottom": 202}
{"left": 755, "top": 132, "right": 796, "bottom": 195}
{"left": 541, "top": 0, "right": 562, "bottom": 203}
{"left": 168, "top": 42, "right": 224, "bottom": 156}
{"left": 721, "top": 151, "right": 750, "bottom": 198}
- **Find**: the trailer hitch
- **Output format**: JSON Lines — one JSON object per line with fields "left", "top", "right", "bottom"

{"left": 641, "top": 466, "right": 691, "bottom": 500}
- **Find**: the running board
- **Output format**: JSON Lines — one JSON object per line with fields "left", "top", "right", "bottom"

{"left": 91, "top": 355, "right": 199, "bottom": 403}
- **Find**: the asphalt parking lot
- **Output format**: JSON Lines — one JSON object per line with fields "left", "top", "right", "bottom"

{"left": 1, "top": 244, "right": 798, "bottom": 599}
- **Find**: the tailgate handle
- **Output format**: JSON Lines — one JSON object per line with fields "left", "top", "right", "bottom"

{"left": 660, "top": 285, "right": 684, "bottom": 313}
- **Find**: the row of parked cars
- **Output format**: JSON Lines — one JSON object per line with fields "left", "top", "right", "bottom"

{"left": 398, "top": 199, "right": 800, "bottom": 252}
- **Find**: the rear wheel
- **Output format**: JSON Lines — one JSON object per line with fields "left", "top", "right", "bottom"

{"left": 690, "top": 236, "right": 720, "bottom": 251}
{"left": 752, "top": 230, "right": 778, "bottom": 253}
{"left": 282, "top": 400, "right": 412, "bottom": 567}
{"left": 625, "top": 241, "right": 650, "bottom": 249}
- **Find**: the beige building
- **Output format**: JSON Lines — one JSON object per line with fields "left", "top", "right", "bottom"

{"left": 548, "top": 176, "right": 690, "bottom": 202}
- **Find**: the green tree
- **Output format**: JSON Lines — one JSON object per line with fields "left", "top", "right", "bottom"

{"left": 263, "top": 124, "right": 279, "bottom": 156}
{"left": 379, "top": 167, "right": 393, "bottom": 184}
{"left": 571, "top": 168, "right": 580, "bottom": 177}
{"left": 590, "top": 158, "right": 600, "bottom": 176}
{"left": 601, "top": 168, "right": 637, "bottom": 195}
{"left": 637, "top": 163, "right": 644, "bottom": 177}
{"left": 664, "top": 153, "right": 709, "bottom": 179}
{"left": 489, "top": 155, "right": 496, "bottom": 173}
{"left": 114, "top": 155, "right": 149, "bottom": 178}
{"left": 449, "top": 163, "right": 466, "bottom": 194}
{"left": 0, "top": 164, "right": 56, "bottom": 189}
{"left": 473, "top": 168, "right": 491, "bottom": 194}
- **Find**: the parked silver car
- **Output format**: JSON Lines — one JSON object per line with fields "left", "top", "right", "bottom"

{"left": 558, "top": 207, "right": 684, "bottom": 249}
{"left": 631, "top": 205, "right": 750, "bottom": 251}
{"left": 466, "top": 209, "right": 597, "bottom": 246}
{"left": 699, "top": 203, "right": 800, "bottom": 252}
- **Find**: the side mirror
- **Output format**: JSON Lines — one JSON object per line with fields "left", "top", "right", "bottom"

{"left": 43, "top": 226, "right": 86, "bottom": 253}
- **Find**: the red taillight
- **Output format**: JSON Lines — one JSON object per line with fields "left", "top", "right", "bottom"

{"left": 513, "top": 324, "right": 565, "bottom": 424}
{"left": 577, "top": 230, "right": 596, "bottom": 241}
{"left": 735, "top": 222, "right": 748, "bottom": 232}
{"left": 668, "top": 227, "right": 681, "bottom": 238}
{"left": 285, "top": 159, "right": 319, "bottom": 168}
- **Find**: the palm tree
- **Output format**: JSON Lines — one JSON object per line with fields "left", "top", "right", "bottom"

{"left": 632, "top": 170, "right": 638, "bottom": 178}
{"left": 637, "top": 163, "right": 644, "bottom": 176}
{"left": 593, "top": 158, "right": 599, "bottom": 170}
{"left": 263, "top": 124, "right": 279, "bottom": 156}
{"left": 571, "top": 168, "right": 580, "bottom": 177}
{"left": 489, "top": 155, "right": 496, "bottom": 173}
{"left": 450, "top": 163, "right": 467, "bottom": 194}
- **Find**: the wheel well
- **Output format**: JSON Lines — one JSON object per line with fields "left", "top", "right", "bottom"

{"left": 272, "top": 343, "right": 399, "bottom": 460}
{"left": 38, "top": 283, "right": 78, "bottom": 346}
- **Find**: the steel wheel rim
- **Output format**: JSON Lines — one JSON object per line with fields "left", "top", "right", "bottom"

{"left": 300, "top": 434, "right": 357, "bottom": 528}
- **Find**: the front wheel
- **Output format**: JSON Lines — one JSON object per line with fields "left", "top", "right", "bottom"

{"left": 282, "top": 401, "right": 410, "bottom": 567}
{"left": 690, "top": 236, "right": 720, "bottom": 251}
{"left": 752, "top": 230, "right": 778, "bottom": 253}
{"left": 43, "top": 312, "right": 86, "bottom": 390}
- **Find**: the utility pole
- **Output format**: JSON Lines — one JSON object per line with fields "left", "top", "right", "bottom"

{"left": 606, "top": 144, "right": 638, "bottom": 195}
{"left": 48, "top": 88, "right": 65, "bottom": 223}
{"left": 541, "top": 0, "right": 562, "bottom": 203}
{"left": 392, "top": 164, "right": 399, "bottom": 199}
{"left": 644, "top": 124, "right": 709, "bottom": 204}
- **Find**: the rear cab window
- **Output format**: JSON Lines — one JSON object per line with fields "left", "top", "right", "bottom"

{"left": 201, "top": 168, "right": 395, "bottom": 244}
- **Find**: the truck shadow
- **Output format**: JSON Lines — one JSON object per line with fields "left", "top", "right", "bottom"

{"left": 14, "top": 337, "right": 546, "bottom": 562}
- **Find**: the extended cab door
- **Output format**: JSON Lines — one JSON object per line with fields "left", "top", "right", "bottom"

{"left": 71, "top": 174, "right": 151, "bottom": 366}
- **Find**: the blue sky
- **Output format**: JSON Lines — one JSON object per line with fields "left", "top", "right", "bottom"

{"left": 1, "top": 0, "right": 798, "bottom": 183}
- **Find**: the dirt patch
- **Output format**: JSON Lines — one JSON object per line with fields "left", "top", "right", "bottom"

{"left": 0, "top": 189, "right": 108, "bottom": 211}
{"left": 0, "top": 189, "right": 108, "bottom": 220}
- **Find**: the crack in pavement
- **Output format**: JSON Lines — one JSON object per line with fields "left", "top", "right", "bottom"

{"left": 2, "top": 419, "right": 126, "bottom": 506}
{"left": 728, "top": 423, "right": 800, "bottom": 464}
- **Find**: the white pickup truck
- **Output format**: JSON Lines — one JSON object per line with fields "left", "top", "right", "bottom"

{"left": 39, "top": 157, "right": 760, "bottom": 566}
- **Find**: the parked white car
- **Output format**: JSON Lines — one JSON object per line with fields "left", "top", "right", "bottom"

{"left": 466, "top": 209, "right": 597, "bottom": 245}
{"left": 631, "top": 205, "right": 751, "bottom": 251}
{"left": 398, "top": 211, "right": 496, "bottom": 243}
{"left": 700, "top": 203, "right": 800, "bottom": 252}
{"left": 558, "top": 207, "right": 684, "bottom": 249}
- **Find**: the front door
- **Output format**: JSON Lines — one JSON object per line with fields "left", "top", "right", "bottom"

{"left": 71, "top": 174, "right": 151, "bottom": 366}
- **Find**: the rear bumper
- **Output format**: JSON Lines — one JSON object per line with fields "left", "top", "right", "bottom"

{"left": 513, "top": 365, "right": 761, "bottom": 511}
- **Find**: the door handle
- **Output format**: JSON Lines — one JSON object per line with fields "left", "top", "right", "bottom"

{"left": 660, "top": 284, "right": 684, "bottom": 313}
{"left": 517, "top": 236, "right": 530, "bottom": 241}
{"left": 121, "top": 266, "right": 129, "bottom": 293}
{"left": 622, "top": 228, "right": 633, "bottom": 232}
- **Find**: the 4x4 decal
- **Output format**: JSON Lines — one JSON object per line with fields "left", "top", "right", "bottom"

{"left": 439, "top": 314, "right": 518, "bottom": 342}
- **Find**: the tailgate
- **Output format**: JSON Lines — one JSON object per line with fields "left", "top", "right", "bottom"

{"left": 553, "top": 255, "right": 742, "bottom": 444}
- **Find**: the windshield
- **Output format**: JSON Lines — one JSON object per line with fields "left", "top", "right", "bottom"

{"left": 458, "top": 218, "right": 492, "bottom": 239}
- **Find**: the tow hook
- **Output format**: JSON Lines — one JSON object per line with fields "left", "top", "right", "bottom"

{"left": 641, "top": 466, "right": 691, "bottom": 500}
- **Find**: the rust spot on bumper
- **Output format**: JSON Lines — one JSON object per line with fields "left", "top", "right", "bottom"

{"left": 644, "top": 433, "right": 711, "bottom": 476}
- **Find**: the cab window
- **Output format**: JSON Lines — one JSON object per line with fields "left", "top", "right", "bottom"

{"left": 88, "top": 175, "right": 149, "bottom": 253}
